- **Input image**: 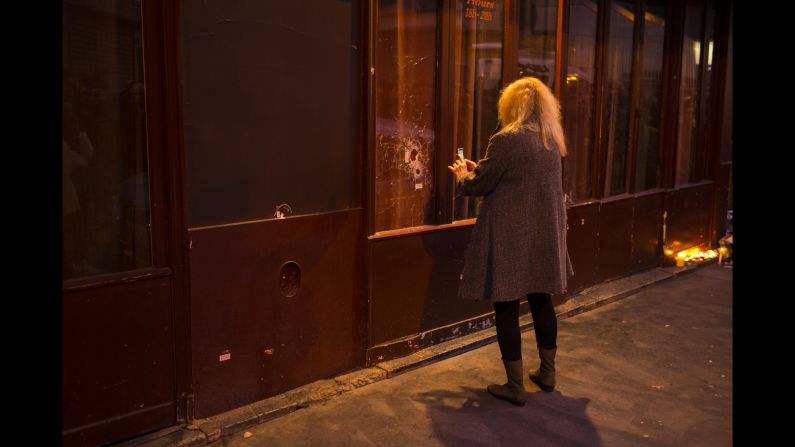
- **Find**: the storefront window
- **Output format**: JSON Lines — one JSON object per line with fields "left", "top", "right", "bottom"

{"left": 675, "top": 0, "right": 705, "bottom": 185}
{"left": 374, "top": 0, "right": 439, "bottom": 232}
{"left": 697, "top": 2, "right": 716, "bottom": 180}
{"left": 62, "top": 0, "right": 152, "bottom": 280}
{"left": 453, "top": 0, "right": 505, "bottom": 220}
{"left": 634, "top": 0, "right": 666, "bottom": 191}
{"left": 602, "top": 0, "right": 635, "bottom": 197}
{"left": 562, "top": 0, "right": 598, "bottom": 203}
{"left": 517, "top": 0, "right": 558, "bottom": 89}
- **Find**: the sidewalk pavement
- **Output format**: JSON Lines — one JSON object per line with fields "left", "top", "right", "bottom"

{"left": 121, "top": 261, "right": 732, "bottom": 447}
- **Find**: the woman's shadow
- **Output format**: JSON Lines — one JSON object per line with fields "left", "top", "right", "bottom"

{"left": 414, "top": 385, "right": 603, "bottom": 447}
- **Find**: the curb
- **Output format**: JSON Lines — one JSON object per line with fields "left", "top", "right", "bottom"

{"left": 118, "top": 260, "right": 717, "bottom": 446}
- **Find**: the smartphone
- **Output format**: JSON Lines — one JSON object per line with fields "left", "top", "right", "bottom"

{"left": 457, "top": 148, "right": 464, "bottom": 160}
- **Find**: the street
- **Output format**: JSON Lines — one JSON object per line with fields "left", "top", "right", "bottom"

{"left": 215, "top": 263, "right": 732, "bottom": 447}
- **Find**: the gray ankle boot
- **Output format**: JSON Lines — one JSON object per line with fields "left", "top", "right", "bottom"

{"left": 528, "top": 347, "right": 556, "bottom": 392}
{"left": 487, "top": 359, "right": 526, "bottom": 406}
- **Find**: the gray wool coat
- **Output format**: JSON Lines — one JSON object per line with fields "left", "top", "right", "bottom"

{"left": 458, "top": 127, "right": 574, "bottom": 302}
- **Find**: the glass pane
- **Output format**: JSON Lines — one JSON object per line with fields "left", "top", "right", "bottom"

{"left": 517, "top": 0, "right": 558, "bottom": 89}
{"left": 719, "top": 10, "right": 732, "bottom": 166}
{"left": 675, "top": 0, "right": 704, "bottom": 185}
{"left": 634, "top": 0, "right": 666, "bottom": 191}
{"left": 697, "top": 1, "right": 716, "bottom": 181}
{"left": 602, "top": 0, "right": 635, "bottom": 197}
{"left": 181, "top": 2, "right": 360, "bottom": 227}
{"left": 453, "top": 0, "right": 504, "bottom": 220}
{"left": 562, "top": 0, "right": 598, "bottom": 203}
{"left": 374, "top": 0, "right": 439, "bottom": 232}
{"left": 62, "top": 0, "right": 152, "bottom": 280}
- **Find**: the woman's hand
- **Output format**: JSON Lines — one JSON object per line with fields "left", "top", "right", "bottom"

{"left": 448, "top": 155, "right": 472, "bottom": 182}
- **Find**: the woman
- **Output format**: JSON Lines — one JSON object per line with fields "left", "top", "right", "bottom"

{"left": 448, "top": 77, "right": 573, "bottom": 406}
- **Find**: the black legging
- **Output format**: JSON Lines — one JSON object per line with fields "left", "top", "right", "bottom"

{"left": 493, "top": 293, "right": 557, "bottom": 362}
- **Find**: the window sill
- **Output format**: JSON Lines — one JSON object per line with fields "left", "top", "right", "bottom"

{"left": 369, "top": 218, "right": 477, "bottom": 241}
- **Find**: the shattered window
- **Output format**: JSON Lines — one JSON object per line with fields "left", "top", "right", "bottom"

{"left": 374, "top": 0, "right": 440, "bottom": 232}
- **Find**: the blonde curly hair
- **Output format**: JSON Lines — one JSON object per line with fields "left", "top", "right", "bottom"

{"left": 496, "top": 77, "right": 567, "bottom": 157}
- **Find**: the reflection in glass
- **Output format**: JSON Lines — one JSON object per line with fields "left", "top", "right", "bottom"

{"left": 697, "top": 2, "right": 717, "bottom": 181}
{"left": 634, "top": 0, "right": 666, "bottom": 191}
{"left": 517, "top": 0, "right": 557, "bottom": 89}
{"left": 453, "top": 0, "right": 504, "bottom": 220}
{"left": 375, "top": 0, "right": 439, "bottom": 232}
{"left": 675, "top": 0, "right": 704, "bottom": 185}
{"left": 562, "top": 0, "right": 597, "bottom": 203}
{"left": 602, "top": 0, "right": 635, "bottom": 197}
{"left": 62, "top": 0, "right": 152, "bottom": 280}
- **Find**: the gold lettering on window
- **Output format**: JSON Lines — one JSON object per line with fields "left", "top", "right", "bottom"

{"left": 465, "top": 0, "right": 496, "bottom": 21}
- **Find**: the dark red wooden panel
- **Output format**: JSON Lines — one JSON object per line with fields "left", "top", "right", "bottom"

{"left": 62, "top": 277, "right": 175, "bottom": 446}
{"left": 632, "top": 192, "right": 665, "bottom": 272}
{"left": 597, "top": 197, "right": 634, "bottom": 282}
{"left": 188, "top": 209, "right": 365, "bottom": 418}
{"left": 566, "top": 203, "right": 600, "bottom": 294}
{"left": 664, "top": 182, "right": 713, "bottom": 254}
{"left": 369, "top": 225, "right": 493, "bottom": 346}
